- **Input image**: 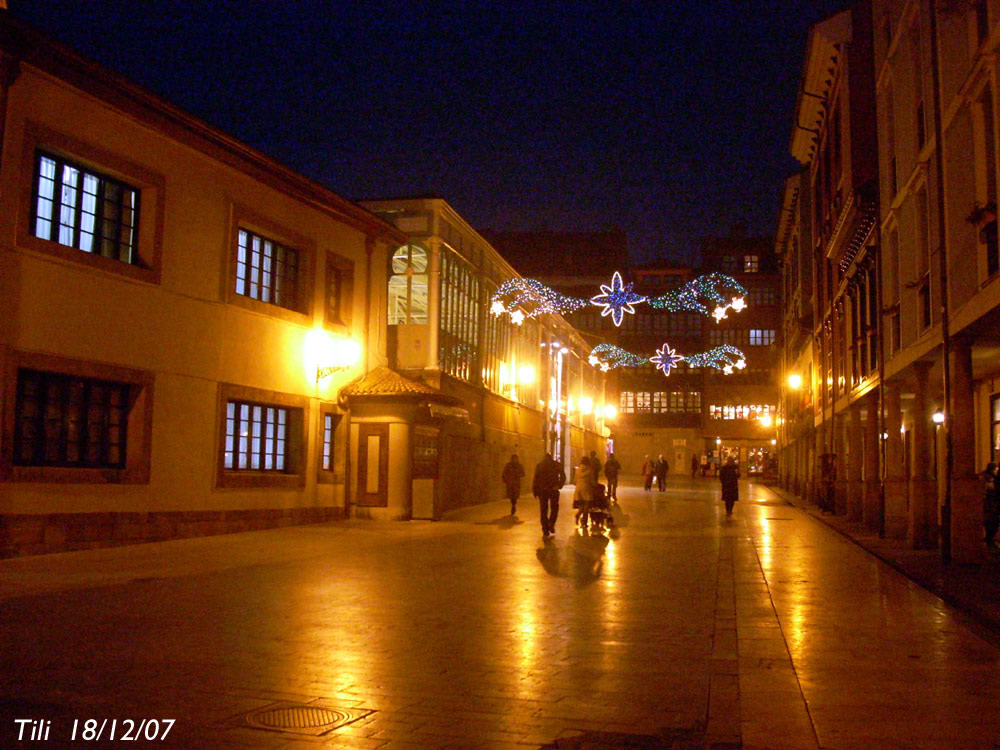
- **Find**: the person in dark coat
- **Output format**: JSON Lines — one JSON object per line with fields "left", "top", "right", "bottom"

{"left": 641, "top": 455, "right": 654, "bottom": 491}
{"left": 533, "top": 453, "right": 566, "bottom": 537}
{"left": 719, "top": 456, "right": 740, "bottom": 517}
{"left": 589, "top": 450, "right": 602, "bottom": 481}
{"left": 604, "top": 453, "right": 621, "bottom": 500}
{"left": 655, "top": 454, "right": 669, "bottom": 491}
{"left": 983, "top": 462, "right": 999, "bottom": 547}
{"left": 691, "top": 453, "right": 700, "bottom": 478}
{"left": 502, "top": 454, "right": 525, "bottom": 515}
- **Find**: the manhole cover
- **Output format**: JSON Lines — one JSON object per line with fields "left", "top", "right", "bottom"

{"left": 239, "top": 702, "right": 373, "bottom": 736}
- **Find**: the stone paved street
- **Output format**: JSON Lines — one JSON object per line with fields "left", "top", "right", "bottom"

{"left": 2, "top": 476, "right": 1000, "bottom": 749}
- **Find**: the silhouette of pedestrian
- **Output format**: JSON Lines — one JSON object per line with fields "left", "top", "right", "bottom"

{"left": 502, "top": 454, "right": 525, "bottom": 515}
{"left": 533, "top": 452, "right": 565, "bottom": 537}
{"left": 719, "top": 456, "right": 739, "bottom": 517}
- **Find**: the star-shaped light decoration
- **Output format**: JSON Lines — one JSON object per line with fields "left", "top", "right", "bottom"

{"left": 712, "top": 305, "right": 729, "bottom": 322}
{"left": 730, "top": 297, "right": 746, "bottom": 312}
{"left": 650, "top": 343, "right": 685, "bottom": 376}
{"left": 723, "top": 364, "right": 734, "bottom": 375}
{"left": 734, "top": 359, "right": 747, "bottom": 369}
{"left": 510, "top": 310, "right": 525, "bottom": 325}
{"left": 590, "top": 271, "right": 646, "bottom": 327}
{"left": 490, "top": 299, "right": 506, "bottom": 316}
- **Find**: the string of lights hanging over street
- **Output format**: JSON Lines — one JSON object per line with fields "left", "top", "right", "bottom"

{"left": 491, "top": 271, "right": 749, "bottom": 377}
{"left": 491, "top": 271, "right": 746, "bottom": 326}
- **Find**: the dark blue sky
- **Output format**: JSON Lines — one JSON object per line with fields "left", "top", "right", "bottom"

{"left": 10, "top": 0, "right": 850, "bottom": 264}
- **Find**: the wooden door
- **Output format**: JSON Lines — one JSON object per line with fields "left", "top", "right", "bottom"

{"left": 357, "top": 423, "right": 389, "bottom": 507}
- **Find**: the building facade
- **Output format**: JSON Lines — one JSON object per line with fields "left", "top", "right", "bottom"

{"left": 0, "top": 15, "right": 406, "bottom": 555}
{"left": 779, "top": 0, "right": 1000, "bottom": 563}
{"left": 362, "top": 198, "right": 611, "bottom": 511}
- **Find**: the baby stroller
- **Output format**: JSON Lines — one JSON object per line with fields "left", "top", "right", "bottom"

{"left": 578, "top": 482, "right": 614, "bottom": 532}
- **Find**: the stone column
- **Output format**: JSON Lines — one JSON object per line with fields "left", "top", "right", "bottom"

{"left": 864, "top": 390, "right": 882, "bottom": 532}
{"left": 425, "top": 237, "right": 442, "bottom": 377}
{"left": 949, "top": 340, "right": 984, "bottom": 562}
{"left": 847, "top": 403, "right": 864, "bottom": 522}
{"left": 909, "top": 363, "right": 937, "bottom": 549}
{"left": 834, "top": 416, "right": 849, "bottom": 516}
{"left": 883, "top": 381, "right": 908, "bottom": 538}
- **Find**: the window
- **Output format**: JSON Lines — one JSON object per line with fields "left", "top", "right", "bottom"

{"left": 750, "top": 329, "right": 776, "bottom": 346}
{"left": 32, "top": 151, "right": 139, "bottom": 264}
{"left": 2, "top": 351, "right": 153, "bottom": 483}
{"left": 321, "top": 413, "right": 334, "bottom": 471}
{"left": 236, "top": 229, "right": 300, "bottom": 311}
{"left": 743, "top": 255, "right": 759, "bottom": 273}
{"left": 217, "top": 384, "right": 306, "bottom": 488}
{"left": 992, "top": 395, "right": 1000, "bottom": 462}
{"left": 388, "top": 244, "right": 428, "bottom": 324}
{"left": 225, "top": 401, "right": 289, "bottom": 472}
{"left": 440, "top": 250, "right": 481, "bottom": 383}
{"left": 14, "top": 369, "right": 129, "bottom": 468}
{"left": 619, "top": 391, "right": 635, "bottom": 414}
{"left": 325, "top": 254, "right": 354, "bottom": 329}
{"left": 412, "top": 426, "right": 439, "bottom": 479}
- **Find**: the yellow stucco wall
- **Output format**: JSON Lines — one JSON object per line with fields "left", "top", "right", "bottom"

{"left": 0, "top": 63, "right": 393, "bottom": 521}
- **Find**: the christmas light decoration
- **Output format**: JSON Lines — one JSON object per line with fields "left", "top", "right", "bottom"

{"left": 684, "top": 344, "right": 746, "bottom": 372}
{"left": 589, "top": 342, "right": 746, "bottom": 376}
{"left": 590, "top": 271, "right": 646, "bottom": 327}
{"left": 645, "top": 273, "right": 746, "bottom": 317}
{"left": 589, "top": 343, "right": 648, "bottom": 369}
{"left": 490, "top": 278, "right": 590, "bottom": 319}
{"left": 489, "top": 272, "right": 747, "bottom": 327}
{"left": 650, "top": 343, "right": 684, "bottom": 376}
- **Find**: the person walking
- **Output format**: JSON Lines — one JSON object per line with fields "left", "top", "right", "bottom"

{"left": 533, "top": 452, "right": 565, "bottom": 537}
{"left": 719, "top": 456, "right": 740, "bottom": 517}
{"left": 574, "top": 456, "right": 598, "bottom": 528}
{"left": 983, "top": 462, "right": 999, "bottom": 548}
{"left": 501, "top": 454, "right": 525, "bottom": 515}
{"left": 589, "top": 450, "right": 602, "bottom": 482}
{"left": 604, "top": 453, "right": 621, "bottom": 501}
{"left": 655, "top": 454, "right": 669, "bottom": 491}
{"left": 691, "top": 453, "right": 699, "bottom": 478}
{"left": 641, "top": 455, "right": 654, "bottom": 491}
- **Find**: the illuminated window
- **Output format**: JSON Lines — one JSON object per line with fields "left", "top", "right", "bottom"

{"left": 32, "top": 151, "right": 139, "bottom": 264}
{"left": 14, "top": 369, "right": 130, "bottom": 468}
{"left": 325, "top": 254, "right": 354, "bottom": 329}
{"left": 224, "top": 401, "right": 291, "bottom": 472}
{"left": 440, "top": 250, "right": 481, "bottom": 383}
{"left": 236, "top": 229, "right": 300, "bottom": 311}
{"left": 750, "top": 329, "right": 776, "bottom": 346}
{"left": 388, "top": 245, "right": 428, "bottom": 324}
{"left": 321, "top": 413, "right": 334, "bottom": 472}
{"left": 743, "top": 255, "right": 759, "bottom": 273}
{"left": 620, "top": 391, "right": 635, "bottom": 414}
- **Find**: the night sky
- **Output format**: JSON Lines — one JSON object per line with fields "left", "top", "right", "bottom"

{"left": 10, "top": 0, "right": 851, "bottom": 264}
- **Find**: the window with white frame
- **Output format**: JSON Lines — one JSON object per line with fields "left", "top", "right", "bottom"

{"left": 33, "top": 151, "right": 139, "bottom": 264}
{"left": 236, "top": 229, "right": 300, "bottom": 311}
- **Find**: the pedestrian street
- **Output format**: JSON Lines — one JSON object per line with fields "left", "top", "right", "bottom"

{"left": 2, "top": 476, "right": 999, "bottom": 749}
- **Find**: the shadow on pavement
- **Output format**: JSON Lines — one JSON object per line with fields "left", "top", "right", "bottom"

{"left": 476, "top": 515, "right": 524, "bottom": 529}
{"left": 537, "top": 532, "right": 610, "bottom": 588}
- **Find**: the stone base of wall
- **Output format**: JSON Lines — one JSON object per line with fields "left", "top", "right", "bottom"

{"left": 0, "top": 506, "right": 345, "bottom": 558}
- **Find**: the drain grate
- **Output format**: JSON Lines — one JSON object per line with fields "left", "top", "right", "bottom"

{"left": 238, "top": 702, "right": 373, "bottom": 736}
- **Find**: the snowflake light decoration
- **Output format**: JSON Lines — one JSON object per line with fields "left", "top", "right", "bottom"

{"left": 650, "top": 343, "right": 685, "bottom": 375}
{"left": 590, "top": 271, "right": 646, "bottom": 327}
